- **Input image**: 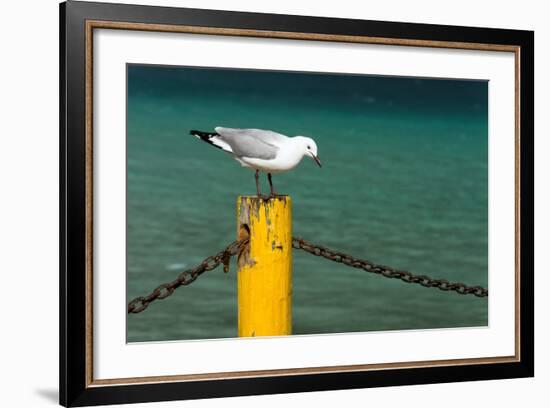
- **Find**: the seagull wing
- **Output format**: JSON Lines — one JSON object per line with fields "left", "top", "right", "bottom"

{"left": 214, "top": 127, "right": 284, "bottom": 160}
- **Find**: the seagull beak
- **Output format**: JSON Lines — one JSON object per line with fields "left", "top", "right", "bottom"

{"left": 310, "top": 153, "right": 322, "bottom": 168}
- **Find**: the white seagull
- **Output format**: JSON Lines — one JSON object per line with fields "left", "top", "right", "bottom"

{"left": 190, "top": 127, "right": 321, "bottom": 197}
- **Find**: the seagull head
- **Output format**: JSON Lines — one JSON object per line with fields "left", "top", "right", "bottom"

{"left": 296, "top": 136, "right": 321, "bottom": 168}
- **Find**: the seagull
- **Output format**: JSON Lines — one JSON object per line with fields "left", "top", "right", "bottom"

{"left": 190, "top": 127, "right": 321, "bottom": 198}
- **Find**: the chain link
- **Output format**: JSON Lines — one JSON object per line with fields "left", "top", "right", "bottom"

{"left": 127, "top": 239, "right": 248, "bottom": 314}
{"left": 292, "top": 237, "right": 488, "bottom": 298}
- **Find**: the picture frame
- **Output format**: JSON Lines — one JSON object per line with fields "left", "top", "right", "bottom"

{"left": 60, "top": 1, "right": 534, "bottom": 406}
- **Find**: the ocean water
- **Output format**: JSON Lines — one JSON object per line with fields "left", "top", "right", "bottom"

{"left": 126, "top": 65, "right": 488, "bottom": 342}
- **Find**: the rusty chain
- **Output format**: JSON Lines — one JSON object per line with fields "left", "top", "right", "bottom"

{"left": 292, "top": 237, "right": 488, "bottom": 298}
{"left": 128, "top": 235, "right": 487, "bottom": 314}
{"left": 127, "top": 239, "right": 248, "bottom": 314}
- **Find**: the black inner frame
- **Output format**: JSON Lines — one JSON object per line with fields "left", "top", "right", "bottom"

{"left": 60, "top": 1, "right": 534, "bottom": 406}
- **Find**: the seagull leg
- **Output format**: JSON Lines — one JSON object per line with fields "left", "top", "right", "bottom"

{"left": 255, "top": 170, "right": 261, "bottom": 198}
{"left": 267, "top": 173, "right": 276, "bottom": 198}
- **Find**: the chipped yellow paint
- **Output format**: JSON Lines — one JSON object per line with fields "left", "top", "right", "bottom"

{"left": 237, "top": 196, "right": 292, "bottom": 337}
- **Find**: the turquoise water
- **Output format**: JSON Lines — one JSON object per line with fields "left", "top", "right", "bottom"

{"left": 126, "top": 65, "right": 488, "bottom": 342}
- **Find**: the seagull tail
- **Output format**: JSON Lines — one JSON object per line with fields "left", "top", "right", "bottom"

{"left": 190, "top": 129, "right": 233, "bottom": 153}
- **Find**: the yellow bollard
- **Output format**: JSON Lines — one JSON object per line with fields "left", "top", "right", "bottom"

{"left": 237, "top": 196, "right": 292, "bottom": 337}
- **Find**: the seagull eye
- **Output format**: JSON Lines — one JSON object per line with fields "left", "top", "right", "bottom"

{"left": 307, "top": 145, "right": 311, "bottom": 149}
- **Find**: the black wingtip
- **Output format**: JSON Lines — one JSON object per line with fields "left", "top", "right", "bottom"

{"left": 189, "top": 129, "right": 223, "bottom": 150}
{"left": 190, "top": 129, "right": 218, "bottom": 137}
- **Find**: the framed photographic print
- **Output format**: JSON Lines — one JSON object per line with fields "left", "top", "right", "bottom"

{"left": 60, "top": 1, "right": 534, "bottom": 406}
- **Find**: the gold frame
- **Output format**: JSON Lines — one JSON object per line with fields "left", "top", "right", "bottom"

{"left": 84, "top": 20, "right": 521, "bottom": 388}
